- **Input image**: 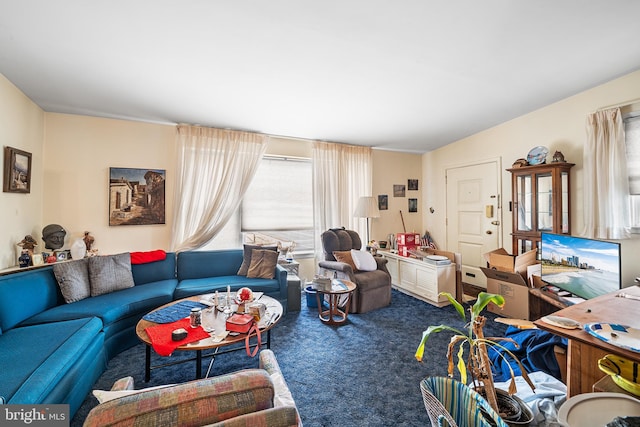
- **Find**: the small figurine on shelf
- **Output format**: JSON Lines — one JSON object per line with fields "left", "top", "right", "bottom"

{"left": 83, "top": 231, "right": 95, "bottom": 251}
{"left": 552, "top": 150, "right": 566, "bottom": 163}
{"left": 18, "top": 250, "right": 31, "bottom": 268}
{"left": 17, "top": 235, "right": 38, "bottom": 264}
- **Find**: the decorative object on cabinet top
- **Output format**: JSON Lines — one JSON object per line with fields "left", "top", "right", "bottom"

{"left": 526, "top": 145, "right": 549, "bottom": 165}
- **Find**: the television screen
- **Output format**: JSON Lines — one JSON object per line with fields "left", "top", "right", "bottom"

{"left": 540, "top": 232, "right": 621, "bottom": 300}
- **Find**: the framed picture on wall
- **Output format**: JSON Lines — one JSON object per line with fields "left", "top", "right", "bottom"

{"left": 3, "top": 146, "right": 32, "bottom": 193}
{"left": 109, "top": 167, "right": 166, "bottom": 226}
{"left": 378, "top": 194, "right": 388, "bottom": 210}
{"left": 393, "top": 184, "right": 405, "bottom": 197}
{"left": 408, "top": 198, "right": 418, "bottom": 213}
{"left": 408, "top": 179, "right": 419, "bottom": 191}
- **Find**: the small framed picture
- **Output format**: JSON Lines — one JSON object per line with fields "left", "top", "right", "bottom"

{"left": 393, "top": 184, "right": 405, "bottom": 197}
{"left": 408, "top": 198, "right": 418, "bottom": 213}
{"left": 408, "top": 179, "right": 419, "bottom": 191}
{"left": 32, "top": 253, "right": 44, "bottom": 266}
{"left": 55, "top": 250, "right": 70, "bottom": 262}
{"left": 3, "top": 146, "right": 32, "bottom": 193}
{"left": 378, "top": 194, "right": 388, "bottom": 210}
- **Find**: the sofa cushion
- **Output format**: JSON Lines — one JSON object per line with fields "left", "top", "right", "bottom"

{"left": 174, "top": 276, "right": 281, "bottom": 300}
{"left": 237, "top": 245, "right": 278, "bottom": 276}
{"left": 351, "top": 249, "right": 377, "bottom": 271}
{"left": 89, "top": 253, "right": 135, "bottom": 296}
{"left": 20, "top": 279, "right": 177, "bottom": 328}
{"left": 0, "top": 317, "right": 104, "bottom": 403}
{"left": 247, "top": 249, "right": 278, "bottom": 279}
{"left": 53, "top": 258, "right": 91, "bottom": 303}
{"left": 177, "top": 250, "right": 245, "bottom": 280}
{"left": 131, "top": 252, "right": 176, "bottom": 285}
{"left": 0, "top": 267, "right": 60, "bottom": 331}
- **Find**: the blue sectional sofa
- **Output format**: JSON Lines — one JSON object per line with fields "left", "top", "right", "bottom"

{"left": 0, "top": 249, "right": 288, "bottom": 418}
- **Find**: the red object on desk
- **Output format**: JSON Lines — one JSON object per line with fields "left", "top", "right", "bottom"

{"left": 145, "top": 318, "right": 209, "bottom": 356}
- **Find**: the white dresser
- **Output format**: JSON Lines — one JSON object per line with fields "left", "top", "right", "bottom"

{"left": 380, "top": 251, "right": 456, "bottom": 307}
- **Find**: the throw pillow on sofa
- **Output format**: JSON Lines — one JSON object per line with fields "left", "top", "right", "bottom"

{"left": 89, "top": 253, "right": 135, "bottom": 296}
{"left": 246, "top": 249, "right": 279, "bottom": 279}
{"left": 237, "top": 244, "right": 278, "bottom": 276}
{"left": 333, "top": 250, "right": 357, "bottom": 271}
{"left": 350, "top": 249, "right": 377, "bottom": 271}
{"left": 53, "top": 258, "right": 91, "bottom": 303}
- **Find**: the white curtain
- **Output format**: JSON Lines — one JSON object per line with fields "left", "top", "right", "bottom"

{"left": 312, "top": 141, "right": 373, "bottom": 252}
{"left": 171, "top": 125, "right": 267, "bottom": 252}
{"left": 583, "top": 108, "right": 631, "bottom": 239}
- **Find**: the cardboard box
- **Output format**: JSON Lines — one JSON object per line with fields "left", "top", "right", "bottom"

{"left": 481, "top": 267, "right": 530, "bottom": 320}
{"left": 483, "top": 248, "right": 537, "bottom": 275}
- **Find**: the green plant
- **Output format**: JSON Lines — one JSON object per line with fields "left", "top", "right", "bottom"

{"left": 415, "top": 291, "right": 534, "bottom": 415}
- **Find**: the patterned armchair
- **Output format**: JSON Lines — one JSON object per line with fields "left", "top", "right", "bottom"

{"left": 83, "top": 350, "right": 300, "bottom": 427}
{"left": 317, "top": 228, "right": 391, "bottom": 313}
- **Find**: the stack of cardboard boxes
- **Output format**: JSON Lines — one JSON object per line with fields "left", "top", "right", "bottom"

{"left": 480, "top": 248, "right": 538, "bottom": 320}
{"left": 396, "top": 233, "right": 421, "bottom": 257}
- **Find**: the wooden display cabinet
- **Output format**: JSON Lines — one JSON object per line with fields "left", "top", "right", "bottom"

{"left": 507, "top": 162, "right": 574, "bottom": 255}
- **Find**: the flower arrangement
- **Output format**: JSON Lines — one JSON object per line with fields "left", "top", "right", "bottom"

{"left": 237, "top": 287, "right": 254, "bottom": 303}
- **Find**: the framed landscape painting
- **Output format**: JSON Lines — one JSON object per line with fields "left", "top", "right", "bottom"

{"left": 3, "top": 146, "right": 32, "bottom": 193}
{"left": 109, "top": 167, "right": 166, "bottom": 226}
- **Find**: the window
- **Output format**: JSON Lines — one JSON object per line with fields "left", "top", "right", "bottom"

{"left": 624, "top": 114, "right": 640, "bottom": 231}
{"left": 241, "top": 156, "right": 314, "bottom": 254}
{"left": 199, "top": 155, "right": 314, "bottom": 253}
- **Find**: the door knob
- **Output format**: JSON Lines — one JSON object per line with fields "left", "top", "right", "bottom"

{"left": 486, "top": 230, "right": 493, "bottom": 234}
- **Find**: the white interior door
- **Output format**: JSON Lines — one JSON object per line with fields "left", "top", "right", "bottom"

{"left": 446, "top": 161, "right": 501, "bottom": 289}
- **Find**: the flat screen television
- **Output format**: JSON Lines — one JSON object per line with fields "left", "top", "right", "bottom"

{"left": 540, "top": 232, "right": 621, "bottom": 300}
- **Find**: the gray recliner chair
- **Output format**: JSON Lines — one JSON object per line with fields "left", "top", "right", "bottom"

{"left": 317, "top": 228, "right": 392, "bottom": 313}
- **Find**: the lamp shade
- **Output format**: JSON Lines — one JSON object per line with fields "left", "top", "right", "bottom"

{"left": 354, "top": 196, "right": 380, "bottom": 218}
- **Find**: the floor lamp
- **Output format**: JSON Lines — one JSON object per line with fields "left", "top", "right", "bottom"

{"left": 354, "top": 196, "right": 380, "bottom": 245}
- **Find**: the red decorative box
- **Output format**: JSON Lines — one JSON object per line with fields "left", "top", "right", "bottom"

{"left": 397, "top": 244, "right": 418, "bottom": 257}
{"left": 396, "top": 233, "right": 421, "bottom": 246}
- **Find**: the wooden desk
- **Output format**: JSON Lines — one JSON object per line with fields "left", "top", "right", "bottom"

{"left": 534, "top": 286, "right": 640, "bottom": 397}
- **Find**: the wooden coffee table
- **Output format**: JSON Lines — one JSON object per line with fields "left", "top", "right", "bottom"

{"left": 136, "top": 294, "right": 283, "bottom": 381}
{"left": 315, "top": 280, "right": 357, "bottom": 325}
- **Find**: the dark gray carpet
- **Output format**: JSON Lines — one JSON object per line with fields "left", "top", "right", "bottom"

{"left": 71, "top": 290, "right": 508, "bottom": 426}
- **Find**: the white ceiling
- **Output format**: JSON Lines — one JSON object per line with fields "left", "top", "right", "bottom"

{"left": 2, "top": 1, "right": 640, "bottom": 153}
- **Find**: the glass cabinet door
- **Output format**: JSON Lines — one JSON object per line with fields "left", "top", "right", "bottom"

{"left": 516, "top": 175, "right": 532, "bottom": 231}
{"left": 561, "top": 171, "right": 569, "bottom": 233}
{"left": 537, "top": 173, "right": 553, "bottom": 231}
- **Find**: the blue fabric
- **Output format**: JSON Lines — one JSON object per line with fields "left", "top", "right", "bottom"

{"left": 131, "top": 253, "right": 176, "bottom": 285}
{"left": 0, "top": 266, "right": 60, "bottom": 331}
{"left": 143, "top": 300, "right": 208, "bottom": 323}
{"left": 488, "top": 326, "right": 568, "bottom": 382}
{"left": 19, "top": 279, "right": 176, "bottom": 327}
{"left": 177, "top": 250, "right": 245, "bottom": 280}
{"left": 0, "top": 317, "right": 103, "bottom": 403}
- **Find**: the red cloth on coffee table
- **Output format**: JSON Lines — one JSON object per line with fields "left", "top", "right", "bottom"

{"left": 145, "top": 318, "right": 210, "bottom": 356}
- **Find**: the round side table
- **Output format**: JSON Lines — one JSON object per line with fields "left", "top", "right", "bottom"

{"left": 315, "top": 280, "right": 357, "bottom": 325}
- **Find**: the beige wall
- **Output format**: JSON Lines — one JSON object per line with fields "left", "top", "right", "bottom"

{"left": 42, "top": 113, "right": 176, "bottom": 256}
{"left": 424, "top": 69, "right": 640, "bottom": 286}
{"left": 0, "top": 74, "right": 45, "bottom": 269}
{"left": 371, "top": 149, "right": 423, "bottom": 245}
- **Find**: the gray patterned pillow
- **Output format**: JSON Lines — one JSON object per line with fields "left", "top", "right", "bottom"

{"left": 53, "top": 258, "right": 91, "bottom": 303}
{"left": 88, "top": 253, "right": 135, "bottom": 296}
